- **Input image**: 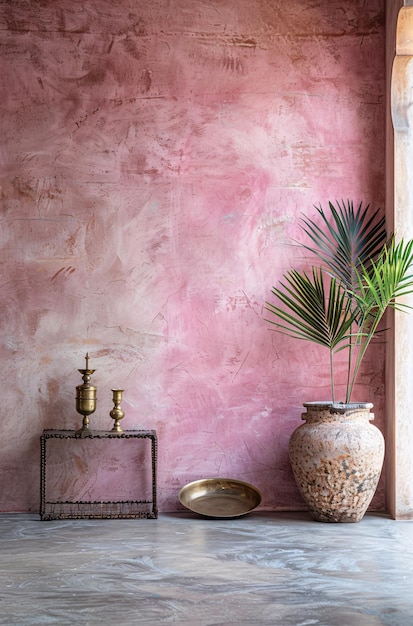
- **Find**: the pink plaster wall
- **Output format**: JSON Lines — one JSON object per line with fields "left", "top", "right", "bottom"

{"left": 0, "top": 0, "right": 385, "bottom": 512}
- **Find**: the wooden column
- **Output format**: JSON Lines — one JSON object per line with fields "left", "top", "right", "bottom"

{"left": 388, "top": 5, "right": 413, "bottom": 519}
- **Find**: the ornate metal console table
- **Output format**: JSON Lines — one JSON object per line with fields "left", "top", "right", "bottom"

{"left": 40, "top": 429, "right": 158, "bottom": 520}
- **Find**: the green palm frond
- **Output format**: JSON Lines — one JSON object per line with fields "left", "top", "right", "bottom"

{"left": 265, "top": 267, "right": 356, "bottom": 402}
{"left": 300, "top": 200, "right": 386, "bottom": 293}
{"left": 354, "top": 238, "right": 413, "bottom": 315}
{"left": 343, "top": 238, "right": 413, "bottom": 401}
{"left": 265, "top": 268, "right": 355, "bottom": 349}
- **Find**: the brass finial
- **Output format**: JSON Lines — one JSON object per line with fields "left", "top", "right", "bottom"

{"left": 75, "top": 353, "right": 97, "bottom": 437}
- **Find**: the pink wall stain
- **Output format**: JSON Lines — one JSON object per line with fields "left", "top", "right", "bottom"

{"left": 0, "top": 0, "right": 385, "bottom": 512}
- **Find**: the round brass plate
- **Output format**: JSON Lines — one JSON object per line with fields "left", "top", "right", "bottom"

{"left": 178, "top": 478, "right": 262, "bottom": 518}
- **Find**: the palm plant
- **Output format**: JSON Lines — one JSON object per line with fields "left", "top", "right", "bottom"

{"left": 265, "top": 200, "right": 413, "bottom": 404}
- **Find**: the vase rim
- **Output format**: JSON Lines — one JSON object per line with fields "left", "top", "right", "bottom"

{"left": 303, "top": 401, "right": 373, "bottom": 409}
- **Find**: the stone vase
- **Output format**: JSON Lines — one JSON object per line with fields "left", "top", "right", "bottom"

{"left": 289, "top": 402, "right": 385, "bottom": 523}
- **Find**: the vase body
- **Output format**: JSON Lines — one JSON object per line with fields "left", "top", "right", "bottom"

{"left": 289, "top": 402, "right": 385, "bottom": 523}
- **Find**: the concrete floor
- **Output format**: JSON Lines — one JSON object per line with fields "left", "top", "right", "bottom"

{"left": 1, "top": 512, "right": 413, "bottom": 626}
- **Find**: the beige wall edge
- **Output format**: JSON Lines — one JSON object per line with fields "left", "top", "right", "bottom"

{"left": 387, "top": 1, "right": 413, "bottom": 520}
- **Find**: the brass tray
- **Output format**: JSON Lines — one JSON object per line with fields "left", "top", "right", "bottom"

{"left": 178, "top": 478, "right": 261, "bottom": 518}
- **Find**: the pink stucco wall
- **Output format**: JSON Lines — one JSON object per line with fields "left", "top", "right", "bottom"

{"left": 0, "top": 1, "right": 385, "bottom": 513}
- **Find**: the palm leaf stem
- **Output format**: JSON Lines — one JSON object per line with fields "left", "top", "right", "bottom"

{"left": 346, "top": 239, "right": 413, "bottom": 400}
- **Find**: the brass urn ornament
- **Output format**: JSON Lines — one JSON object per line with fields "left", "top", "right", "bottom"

{"left": 75, "top": 353, "right": 97, "bottom": 437}
{"left": 110, "top": 389, "right": 125, "bottom": 432}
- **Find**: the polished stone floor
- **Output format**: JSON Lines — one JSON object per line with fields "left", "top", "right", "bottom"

{"left": 1, "top": 511, "right": 413, "bottom": 625}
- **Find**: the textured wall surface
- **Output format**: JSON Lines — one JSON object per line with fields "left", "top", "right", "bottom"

{"left": 0, "top": 0, "right": 385, "bottom": 512}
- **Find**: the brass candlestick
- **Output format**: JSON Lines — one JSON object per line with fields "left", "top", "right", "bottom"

{"left": 110, "top": 389, "right": 125, "bottom": 432}
{"left": 75, "top": 353, "right": 97, "bottom": 437}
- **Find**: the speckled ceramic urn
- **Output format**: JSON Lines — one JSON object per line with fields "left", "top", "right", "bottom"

{"left": 289, "top": 402, "right": 385, "bottom": 523}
